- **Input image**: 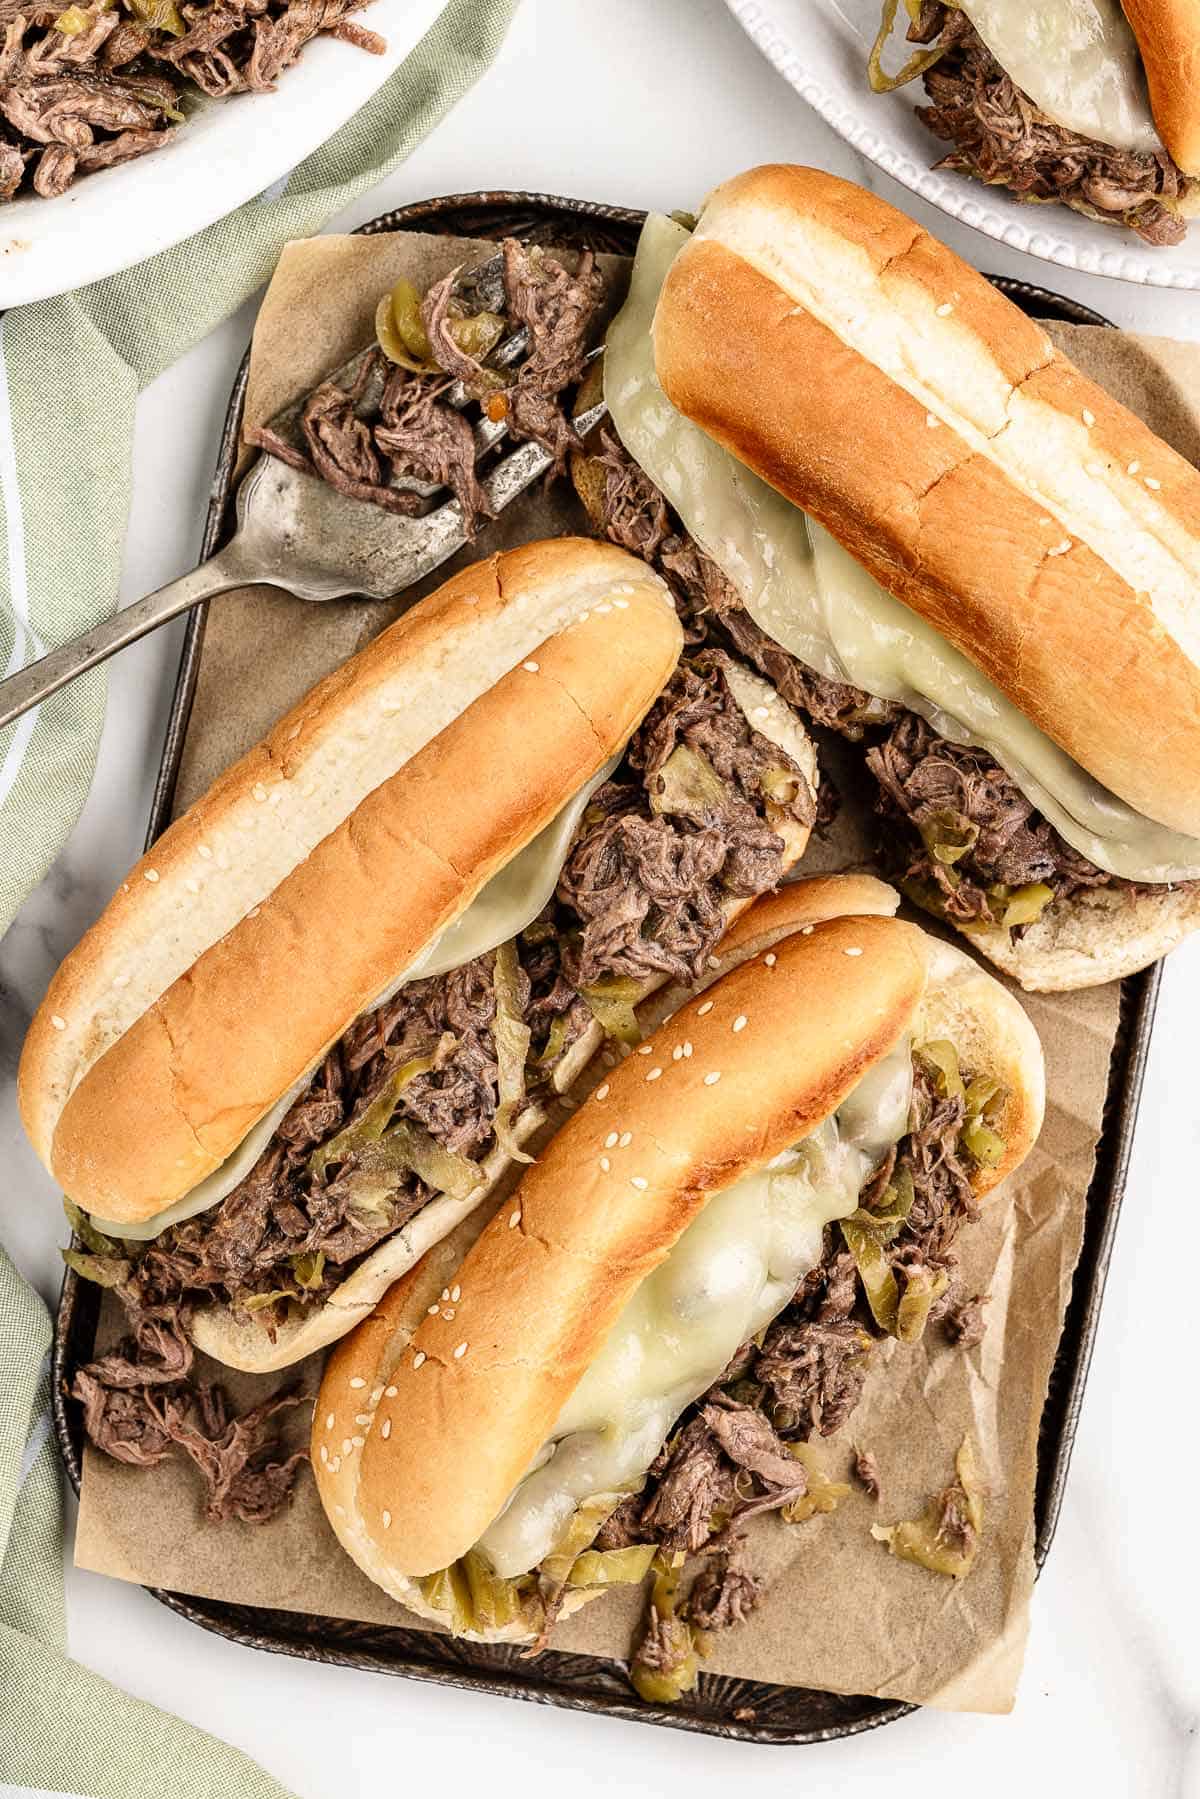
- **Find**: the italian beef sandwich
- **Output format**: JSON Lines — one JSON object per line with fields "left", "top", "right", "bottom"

{"left": 579, "top": 166, "right": 1200, "bottom": 992}
{"left": 314, "top": 875, "right": 1044, "bottom": 1688}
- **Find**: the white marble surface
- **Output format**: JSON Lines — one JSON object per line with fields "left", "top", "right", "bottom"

{"left": 2, "top": 0, "right": 1199, "bottom": 1792}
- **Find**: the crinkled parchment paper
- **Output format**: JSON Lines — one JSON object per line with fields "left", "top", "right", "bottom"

{"left": 74, "top": 228, "right": 1200, "bottom": 1714}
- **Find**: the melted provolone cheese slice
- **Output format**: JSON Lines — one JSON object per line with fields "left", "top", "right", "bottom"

{"left": 92, "top": 762, "right": 617, "bottom": 1241}
{"left": 363, "top": 756, "right": 618, "bottom": 1007}
{"left": 604, "top": 215, "right": 1200, "bottom": 885}
{"left": 477, "top": 1041, "right": 914, "bottom": 1580}
{"left": 958, "top": 0, "right": 1159, "bottom": 153}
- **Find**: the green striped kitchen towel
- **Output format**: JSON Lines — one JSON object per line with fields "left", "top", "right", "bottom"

{"left": 0, "top": 0, "right": 519, "bottom": 940}
{"left": 0, "top": 1246, "right": 299, "bottom": 1796}
{"left": 0, "top": 4, "right": 517, "bottom": 1790}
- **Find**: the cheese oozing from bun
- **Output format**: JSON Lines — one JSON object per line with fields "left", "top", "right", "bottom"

{"left": 475, "top": 1034, "right": 914, "bottom": 1579}
{"left": 23, "top": 540, "right": 683, "bottom": 1225}
{"left": 956, "top": 0, "right": 1160, "bottom": 152}
{"left": 653, "top": 169, "right": 1200, "bottom": 841}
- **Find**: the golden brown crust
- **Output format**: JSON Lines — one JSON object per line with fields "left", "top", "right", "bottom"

{"left": 44, "top": 567, "right": 682, "bottom": 1221}
{"left": 314, "top": 1209, "right": 492, "bottom": 1560}
{"left": 628, "top": 875, "right": 901, "bottom": 1045}
{"left": 313, "top": 1198, "right": 607, "bottom": 1640}
{"left": 1121, "top": 0, "right": 1200, "bottom": 172}
{"left": 346, "top": 915, "right": 929, "bottom": 1577}
{"left": 654, "top": 167, "right": 1200, "bottom": 838}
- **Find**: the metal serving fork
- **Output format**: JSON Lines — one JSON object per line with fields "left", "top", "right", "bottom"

{"left": 0, "top": 256, "right": 607, "bottom": 734}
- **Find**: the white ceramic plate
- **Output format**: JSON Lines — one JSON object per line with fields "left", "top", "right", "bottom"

{"left": 0, "top": 0, "right": 446, "bottom": 311}
{"left": 724, "top": 0, "right": 1200, "bottom": 288}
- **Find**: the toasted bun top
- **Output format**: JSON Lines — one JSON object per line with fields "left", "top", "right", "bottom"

{"left": 654, "top": 874, "right": 1042, "bottom": 1193}
{"left": 326, "top": 914, "right": 929, "bottom": 1578}
{"left": 1121, "top": 0, "right": 1200, "bottom": 172}
{"left": 310, "top": 1192, "right": 608, "bottom": 1642}
{"left": 653, "top": 165, "right": 1200, "bottom": 838}
{"left": 23, "top": 540, "right": 682, "bottom": 1221}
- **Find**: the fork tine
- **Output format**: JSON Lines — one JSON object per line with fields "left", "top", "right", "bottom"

{"left": 377, "top": 377, "right": 517, "bottom": 506}
{"left": 468, "top": 341, "right": 604, "bottom": 463}
{"left": 263, "top": 317, "right": 535, "bottom": 507}
{"left": 455, "top": 248, "right": 507, "bottom": 312}
{"left": 387, "top": 390, "right": 609, "bottom": 588}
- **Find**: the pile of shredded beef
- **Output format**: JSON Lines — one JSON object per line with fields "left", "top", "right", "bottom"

{"left": 71, "top": 943, "right": 579, "bottom": 1512}
{"left": 908, "top": 5, "right": 1190, "bottom": 247}
{"left": 600, "top": 1059, "right": 986, "bottom": 1663}
{"left": 587, "top": 429, "right": 1158, "bottom": 929}
{"left": 425, "top": 237, "right": 604, "bottom": 477}
{"left": 0, "top": 0, "right": 384, "bottom": 203}
{"left": 72, "top": 652, "right": 812, "bottom": 1514}
{"left": 247, "top": 239, "right": 604, "bottom": 532}
{"left": 123, "top": 946, "right": 581, "bottom": 1331}
{"left": 74, "top": 1307, "right": 307, "bottom": 1523}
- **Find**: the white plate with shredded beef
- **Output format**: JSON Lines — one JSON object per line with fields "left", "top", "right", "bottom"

{"left": 724, "top": 0, "right": 1200, "bottom": 289}
{"left": 0, "top": 0, "right": 445, "bottom": 310}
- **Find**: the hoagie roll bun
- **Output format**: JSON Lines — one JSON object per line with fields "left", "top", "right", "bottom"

{"left": 575, "top": 174, "right": 1200, "bottom": 988}
{"left": 1121, "top": 0, "right": 1200, "bottom": 173}
{"left": 31, "top": 539, "right": 825, "bottom": 1376}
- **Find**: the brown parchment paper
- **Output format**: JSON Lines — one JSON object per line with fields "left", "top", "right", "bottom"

{"left": 73, "top": 228, "right": 1200, "bottom": 1715}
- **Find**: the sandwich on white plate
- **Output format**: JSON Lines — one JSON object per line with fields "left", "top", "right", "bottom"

{"left": 26, "top": 536, "right": 823, "bottom": 1514}
{"left": 314, "top": 874, "right": 1044, "bottom": 1694}
{"left": 577, "top": 164, "right": 1200, "bottom": 991}
{"left": 869, "top": 0, "right": 1200, "bottom": 247}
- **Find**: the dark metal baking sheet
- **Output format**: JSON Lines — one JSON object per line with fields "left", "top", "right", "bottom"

{"left": 53, "top": 191, "right": 1156, "bottom": 1746}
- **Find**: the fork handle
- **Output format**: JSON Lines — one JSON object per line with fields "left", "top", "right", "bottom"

{"left": 0, "top": 542, "right": 259, "bottom": 734}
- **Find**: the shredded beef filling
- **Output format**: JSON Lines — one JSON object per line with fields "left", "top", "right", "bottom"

{"left": 71, "top": 946, "right": 578, "bottom": 1519}
{"left": 0, "top": 0, "right": 384, "bottom": 203}
{"left": 682, "top": 1538, "right": 763, "bottom": 1634}
{"left": 473, "top": 236, "right": 604, "bottom": 474}
{"left": 84, "top": 940, "right": 584, "bottom": 1333}
{"left": 601, "top": 1060, "right": 986, "bottom": 1666}
{"left": 591, "top": 428, "right": 900, "bottom": 736}
{"left": 559, "top": 650, "right": 813, "bottom": 989}
{"left": 247, "top": 240, "right": 604, "bottom": 533}
{"left": 909, "top": 6, "right": 1190, "bottom": 247}
{"left": 934, "top": 1286, "right": 990, "bottom": 1349}
{"left": 928, "top": 1466, "right": 982, "bottom": 1562}
{"left": 73, "top": 652, "right": 811, "bottom": 1513}
{"left": 864, "top": 711, "right": 1121, "bottom": 925}
{"left": 852, "top": 1448, "right": 882, "bottom": 1501}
